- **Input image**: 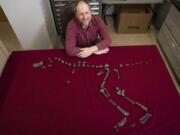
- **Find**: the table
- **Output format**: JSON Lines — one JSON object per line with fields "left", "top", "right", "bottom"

{"left": 0, "top": 45, "right": 180, "bottom": 135}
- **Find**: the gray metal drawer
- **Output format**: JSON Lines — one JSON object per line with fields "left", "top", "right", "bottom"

{"left": 165, "top": 4, "right": 180, "bottom": 45}
{"left": 169, "top": 4, "right": 180, "bottom": 20}
{"left": 158, "top": 24, "right": 180, "bottom": 79}
{"left": 158, "top": 24, "right": 175, "bottom": 62}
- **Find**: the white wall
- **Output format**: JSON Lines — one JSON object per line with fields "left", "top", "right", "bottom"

{"left": 0, "top": 0, "right": 57, "bottom": 50}
{"left": 40, "top": 0, "right": 57, "bottom": 48}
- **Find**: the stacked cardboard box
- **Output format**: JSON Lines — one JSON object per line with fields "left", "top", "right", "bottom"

{"left": 116, "top": 5, "right": 153, "bottom": 33}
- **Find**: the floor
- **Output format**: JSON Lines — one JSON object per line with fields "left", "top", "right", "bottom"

{"left": 0, "top": 17, "right": 179, "bottom": 92}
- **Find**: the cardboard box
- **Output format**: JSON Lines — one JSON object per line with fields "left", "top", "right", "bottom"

{"left": 116, "top": 5, "right": 153, "bottom": 33}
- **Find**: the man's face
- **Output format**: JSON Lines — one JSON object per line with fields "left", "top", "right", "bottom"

{"left": 75, "top": 2, "right": 92, "bottom": 27}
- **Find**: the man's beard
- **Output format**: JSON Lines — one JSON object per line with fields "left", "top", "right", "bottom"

{"left": 82, "top": 19, "right": 90, "bottom": 28}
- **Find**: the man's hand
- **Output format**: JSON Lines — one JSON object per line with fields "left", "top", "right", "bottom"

{"left": 77, "top": 46, "right": 98, "bottom": 58}
{"left": 94, "top": 48, "right": 109, "bottom": 55}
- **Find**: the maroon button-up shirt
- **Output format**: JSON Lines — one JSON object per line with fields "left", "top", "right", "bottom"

{"left": 65, "top": 15, "right": 111, "bottom": 56}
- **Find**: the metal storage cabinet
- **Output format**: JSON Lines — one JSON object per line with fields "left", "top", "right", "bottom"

{"left": 152, "top": 0, "right": 171, "bottom": 30}
{"left": 49, "top": 0, "right": 102, "bottom": 35}
{"left": 157, "top": 4, "right": 180, "bottom": 83}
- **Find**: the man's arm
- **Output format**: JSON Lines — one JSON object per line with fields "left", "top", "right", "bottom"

{"left": 95, "top": 16, "right": 111, "bottom": 51}
{"left": 65, "top": 21, "right": 81, "bottom": 56}
{"left": 76, "top": 17, "right": 111, "bottom": 58}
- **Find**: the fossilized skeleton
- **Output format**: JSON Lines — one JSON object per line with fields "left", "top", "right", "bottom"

{"left": 33, "top": 57, "right": 152, "bottom": 131}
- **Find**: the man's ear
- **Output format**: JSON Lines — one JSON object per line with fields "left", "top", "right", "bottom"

{"left": 73, "top": 7, "right": 76, "bottom": 14}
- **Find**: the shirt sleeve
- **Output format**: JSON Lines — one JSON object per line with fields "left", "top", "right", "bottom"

{"left": 65, "top": 20, "right": 81, "bottom": 56}
{"left": 96, "top": 16, "right": 111, "bottom": 50}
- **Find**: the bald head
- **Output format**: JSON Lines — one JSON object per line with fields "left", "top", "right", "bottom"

{"left": 74, "top": 1, "right": 91, "bottom": 13}
{"left": 74, "top": 1, "right": 92, "bottom": 28}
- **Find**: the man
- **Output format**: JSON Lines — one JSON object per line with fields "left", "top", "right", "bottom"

{"left": 65, "top": 0, "right": 111, "bottom": 58}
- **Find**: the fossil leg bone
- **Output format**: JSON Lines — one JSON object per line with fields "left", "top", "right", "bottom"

{"left": 139, "top": 113, "right": 152, "bottom": 124}
{"left": 115, "top": 87, "right": 148, "bottom": 112}
{"left": 114, "top": 117, "right": 127, "bottom": 130}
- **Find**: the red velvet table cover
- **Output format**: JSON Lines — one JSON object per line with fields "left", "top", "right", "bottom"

{"left": 0, "top": 46, "right": 180, "bottom": 135}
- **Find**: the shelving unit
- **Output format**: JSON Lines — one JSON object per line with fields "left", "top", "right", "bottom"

{"left": 49, "top": 0, "right": 102, "bottom": 35}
